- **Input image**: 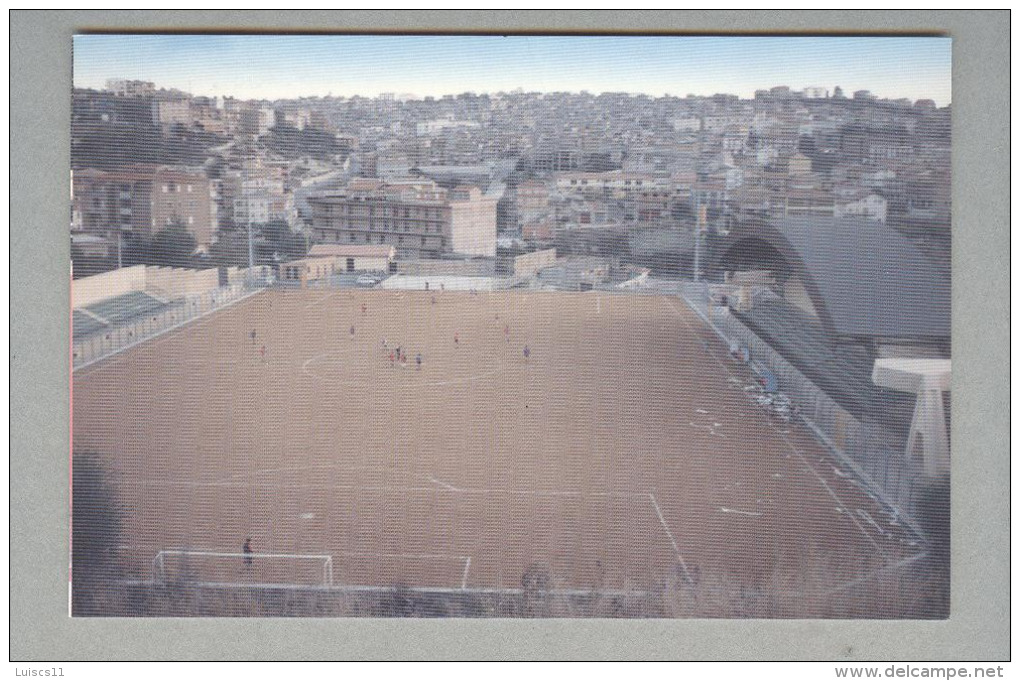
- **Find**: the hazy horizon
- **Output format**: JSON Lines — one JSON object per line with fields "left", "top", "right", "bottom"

{"left": 73, "top": 34, "right": 952, "bottom": 105}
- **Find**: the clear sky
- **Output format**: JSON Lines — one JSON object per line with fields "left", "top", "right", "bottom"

{"left": 73, "top": 34, "right": 952, "bottom": 105}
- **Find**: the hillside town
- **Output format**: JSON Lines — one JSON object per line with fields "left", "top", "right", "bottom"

{"left": 70, "top": 81, "right": 951, "bottom": 279}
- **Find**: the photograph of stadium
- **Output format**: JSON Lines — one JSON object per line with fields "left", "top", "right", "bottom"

{"left": 70, "top": 34, "right": 951, "bottom": 618}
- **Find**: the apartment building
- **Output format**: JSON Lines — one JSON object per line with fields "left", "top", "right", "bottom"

{"left": 72, "top": 164, "right": 214, "bottom": 246}
{"left": 307, "top": 179, "right": 496, "bottom": 259}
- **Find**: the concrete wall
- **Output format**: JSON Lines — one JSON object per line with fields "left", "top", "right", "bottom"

{"left": 513, "top": 248, "right": 557, "bottom": 277}
{"left": 397, "top": 258, "right": 495, "bottom": 277}
{"left": 226, "top": 265, "right": 273, "bottom": 285}
{"left": 449, "top": 197, "right": 497, "bottom": 257}
{"left": 72, "top": 264, "right": 147, "bottom": 308}
{"left": 145, "top": 266, "right": 219, "bottom": 299}
{"left": 73, "top": 265, "right": 223, "bottom": 308}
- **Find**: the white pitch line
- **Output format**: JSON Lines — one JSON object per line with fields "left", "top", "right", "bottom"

{"left": 334, "top": 551, "right": 471, "bottom": 560}
{"left": 663, "top": 296, "right": 890, "bottom": 559}
{"left": 429, "top": 477, "right": 464, "bottom": 493}
{"left": 302, "top": 355, "right": 503, "bottom": 387}
{"left": 822, "top": 552, "right": 929, "bottom": 597}
{"left": 719, "top": 507, "right": 763, "bottom": 517}
{"left": 647, "top": 493, "right": 693, "bottom": 584}
{"left": 778, "top": 430, "right": 889, "bottom": 559}
{"left": 461, "top": 557, "right": 472, "bottom": 589}
{"left": 124, "top": 474, "right": 657, "bottom": 501}
{"left": 301, "top": 348, "right": 358, "bottom": 378}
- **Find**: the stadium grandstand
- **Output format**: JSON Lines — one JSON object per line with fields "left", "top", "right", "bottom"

{"left": 706, "top": 215, "right": 951, "bottom": 521}
{"left": 71, "top": 264, "right": 267, "bottom": 368}
{"left": 73, "top": 291, "right": 169, "bottom": 341}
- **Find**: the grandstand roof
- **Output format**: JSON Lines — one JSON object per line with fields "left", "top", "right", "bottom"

{"left": 716, "top": 216, "right": 950, "bottom": 342}
{"left": 73, "top": 291, "right": 169, "bottom": 340}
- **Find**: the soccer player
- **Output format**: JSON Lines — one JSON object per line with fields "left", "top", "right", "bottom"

{"left": 523, "top": 345, "right": 531, "bottom": 362}
{"left": 416, "top": 353, "right": 422, "bottom": 370}
{"left": 260, "top": 344, "right": 267, "bottom": 363}
{"left": 249, "top": 329, "right": 257, "bottom": 346}
{"left": 389, "top": 350, "right": 395, "bottom": 368}
{"left": 361, "top": 303, "right": 367, "bottom": 315}
{"left": 504, "top": 325, "right": 510, "bottom": 343}
{"left": 349, "top": 325, "right": 355, "bottom": 339}
{"left": 454, "top": 332, "right": 459, "bottom": 348}
{"left": 243, "top": 537, "right": 253, "bottom": 569}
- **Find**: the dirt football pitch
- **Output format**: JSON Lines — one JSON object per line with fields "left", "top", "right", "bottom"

{"left": 72, "top": 288, "right": 932, "bottom": 616}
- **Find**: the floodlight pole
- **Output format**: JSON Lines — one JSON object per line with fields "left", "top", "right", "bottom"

{"left": 247, "top": 220, "right": 255, "bottom": 272}
{"left": 693, "top": 203, "right": 707, "bottom": 283}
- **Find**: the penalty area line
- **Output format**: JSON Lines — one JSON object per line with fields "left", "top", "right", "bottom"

{"left": 648, "top": 493, "right": 693, "bottom": 585}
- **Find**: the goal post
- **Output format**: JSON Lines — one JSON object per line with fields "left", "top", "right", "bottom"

{"left": 152, "top": 550, "right": 334, "bottom": 588}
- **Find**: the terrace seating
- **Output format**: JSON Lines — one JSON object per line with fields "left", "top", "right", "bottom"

{"left": 73, "top": 290, "right": 170, "bottom": 340}
{"left": 734, "top": 296, "right": 915, "bottom": 435}
{"left": 72, "top": 310, "right": 107, "bottom": 340}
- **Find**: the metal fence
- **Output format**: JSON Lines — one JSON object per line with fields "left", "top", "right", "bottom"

{"left": 678, "top": 282, "right": 925, "bottom": 531}
{"left": 73, "top": 282, "right": 259, "bottom": 370}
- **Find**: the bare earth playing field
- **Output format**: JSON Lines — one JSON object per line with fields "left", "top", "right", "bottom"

{"left": 72, "top": 289, "right": 926, "bottom": 616}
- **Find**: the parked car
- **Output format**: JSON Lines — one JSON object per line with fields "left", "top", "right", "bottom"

{"left": 356, "top": 274, "right": 380, "bottom": 287}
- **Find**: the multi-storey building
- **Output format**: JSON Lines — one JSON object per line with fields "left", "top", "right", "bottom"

{"left": 307, "top": 179, "right": 496, "bottom": 259}
{"left": 226, "top": 157, "right": 289, "bottom": 227}
{"left": 71, "top": 164, "right": 214, "bottom": 246}
{"left": 105, "top": 79, "right": 156, "bottom": 98}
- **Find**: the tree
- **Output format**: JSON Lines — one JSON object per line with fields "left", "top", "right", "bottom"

{"left": 254, "top": 220, "right": 308, "bottom": 262}
{"left": 71, "top": 242, "right": 114, "bottom": 278}
{"left": 150, "top": 223, "right": 197, "bottom": 267}
{"left": 209, "top": 230, "right": 251, "bottom": 268}
{"left": 71, "top": 452, "right": 125, "bottom": 615}
{"left": 120, "top": 232, "right": 154, "bottom": 267}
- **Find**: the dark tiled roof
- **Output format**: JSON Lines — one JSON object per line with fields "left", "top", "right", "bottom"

{"left": 720, "top": 216, "right": 951, "bottom": 341}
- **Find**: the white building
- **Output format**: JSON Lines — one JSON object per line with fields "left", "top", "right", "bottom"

{"left": 835, "top": 192, "right": 888, "bottom": 223}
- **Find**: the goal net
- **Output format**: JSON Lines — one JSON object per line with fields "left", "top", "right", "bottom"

{"left": 152, "top": 550, "right": 334, "bottom": 588}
